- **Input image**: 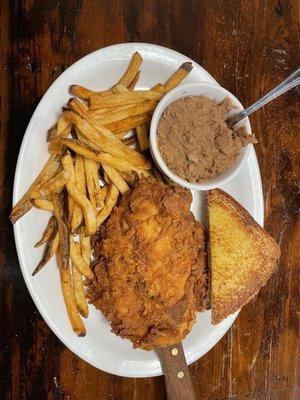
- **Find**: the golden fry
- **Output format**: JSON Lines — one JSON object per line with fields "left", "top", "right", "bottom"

{"left": 33, "top": 198, "right": 54, "bottom": 212}
{"left": 34, "top": 215, "right": 57, "bottom": 248}
{"left": 119, "top": 171, "right": 136, "bottom": 186}
{"left": 80, "top": 233, "right": 91, "bottom": 265}
{"left": 70, "top": 237, "right": 94, "bottom": 280}
{"left": 96, "top": 184, "right": 119, "bottom": 227}
{"left": 102, "top": 165, "right": 130, "bottom": 195}
{"left": 84, "top": 158, "right": 103, "bottom": 210}
{"left": 101, "top": 185, "right": 108, "bottom": 201}
{"left": 32, "top": 231, "right": 59, "bottom": 276}
{"left": 164, "top": 62, "right": 193, "bottom": 92}
{"left": 10, "top": 155, "right": 61, "bottom": 224}
{"left": 107, "top": 114, "right": 151, "bottom": 136}
{"left": 89, "top": 90, "right": 162, "bottom": 110}
{"left": 62, "top": 154, "right": 96, "bottom": 236}
{"left": 60, "top": 268, "right": 86, "bottom": 336}
{"left": 47, "top": 115, "right": 70, "bottom": 141}
{"left": 39, "top": 170, "right": 70, "bottom": 197}
{"left": 52, "top": 192, "right": 69, "bottom": 271}
{"left": 84, "top": 158, "right": 97, "bottom": 209}
{"left": 111, "top": 83, "right": 129, "bottom": 94}
{"left": 127, "top": 70, "right": 140, "bottom": 91}
{"left": 151, "top": 83, "right": 165, "bottom": 93}
{"left": 91, "top": 101, "right": 157, "bottom": 126}
{"left": 68, "top": 193, "right": 74, "bottom": 221}
{"left": 48, "top": 124, "right": 72, "bottom": 155}
{"left": 122, "top": 136, "right": 138, "bottom": 147}
{"left": 62, "top": 138, "right": 150, "bottom": 177}
{"left": 72, "top": 262, "right": 88, "bottom": 318}
{"left": 70, "top": 84, "right": 110, "bottom": 100}
{"left": 136, "top": 124, "right": 149, "bottom": 152}
{"left": 71, "top": 155, "right": 86, "bottom": 233}
{"left": 65, "top": 103, "right": 150, "bottom": 170}
{"left": 116, "top": 52, "right": 142, "bottom": 88}
{"left": 91, "top": 103, "right": 131, "bottom": 117}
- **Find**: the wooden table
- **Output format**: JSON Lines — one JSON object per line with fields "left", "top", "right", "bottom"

{"left": 0, "top": 1, "right": 299, "bottom": 399}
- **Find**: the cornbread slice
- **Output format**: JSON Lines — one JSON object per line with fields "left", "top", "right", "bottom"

{"left": 208, "top": 189, "right": 281, "bottom": 324}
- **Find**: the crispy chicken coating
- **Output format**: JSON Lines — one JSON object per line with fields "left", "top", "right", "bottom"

{"left": 89, "top": 179, "right": 206, "bottom": 350}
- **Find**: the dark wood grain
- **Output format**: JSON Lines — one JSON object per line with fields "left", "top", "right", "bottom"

{"left": 0, "top": 1, "right": 299, "bottom": 399}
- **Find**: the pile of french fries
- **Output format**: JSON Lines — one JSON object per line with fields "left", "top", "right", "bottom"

{"left": 10, "top": 52, "right": 193, "bottom": 336}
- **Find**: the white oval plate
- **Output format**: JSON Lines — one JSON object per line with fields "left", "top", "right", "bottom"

{"left": 13, "top": 43, "right": 264, "bottom": 378}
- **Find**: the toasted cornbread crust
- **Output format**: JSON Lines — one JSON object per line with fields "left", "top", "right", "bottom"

{"left": 209, "top": 189, "right": 281, "bottom": 325}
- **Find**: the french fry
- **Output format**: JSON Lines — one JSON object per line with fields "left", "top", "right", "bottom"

{"left": 102, "top": 165, "right": 130, "bottom": 195}
{"left": 89, "top": 90, "right": 162, "bottom": 110}
{"left": 84, "top": 158, "right": 103, "bottom": 210}
{"left": 96, "top": 184, "right": 119, "bottom": 227}
{"left": 39, "top": 170, "right": 70, "bottom": 197}
{"left": 148, "top": 63, "right": 192, "bottom": 96}
{"left": 136, "top": 124, "right": 149, "bottom": 152}
{"left": 101, "top": 185, "right": 108, "bottom": 201}
{"left": 111, "top": 83, "right": 129, "bottom": 94}
{"left": 115, "top": 131, "right": 131, "bottom": 140}
{"left": 57, "top": 114, "right": 71, "bottom": 133}
{"left": 67, "top": 154, "right": 75, "bottom": 222}
{"left": 71, "top": 155, "right": 86, "bottom": 233}
{"left": 62, "top": 154, "right": 96, "bottom": 236}
{"left": 119, "top": 171, "right": 136, "bottom": 186}
{"left": 103, "top": 171, "right": 111, "bottom": 184}
{"left": 70, "top": 237, "right": 94, "bottom": 280}
{"left": 52, "top": 192, "right": 69, "bottom": 271}
{"left": 72, "top": 262, "right": 88, "bottom": 318}
{"left": 68, "top": 193, "right": 74, "bottom": 221}
{"left": 80, "top": 233, "right": 91, "bottom": 264}
{"left": 60, "top": 268, "right": 86, "bottom": 336}
{"left": 164, "top": 62, "right": 193, "bottom": 93}
{"left": 62, "top": 139, "right": 150, "bottom": 177}
{"left": 32, "top": 231, "right": 59, "bottom": 276}
{"left": 47, "top": 127, "right": 57, "bottom": 142}
{"left": 90, "top": 101, "right": 157, "bottom": 126}
{"left": 122, "top": 136, "right": 138, "bottom": 147}
{"left": 127, "top": 70, "right": 140, "bottom": 91}
{"left": 70, "top": 84, "right": 111, "bottom": 100}
{"left": 33, "top": 198, "right": 54, "bottom": 212}
{"left": 34, "top": 215, "right": 57, "bottom": 248}
{"left": 116, "top": 51, "right": 142, "bottom": 88}
{"left": 10, "top": 154, "right": 61, "bottom": 223}
{"left": 48, "top": 124, "right": 72, "bottom": 155}
{"left": 151, "top": 83, "right": 165, "bottom": 93}
{"left": 104, "top": 114, "right": 151, "bottom": 135}
{"left": 90, "top": 108, "right": 117, "bottom": 118}
{"left": 91, "top": 103, "right": 132, "bottom": 117}
{"left": 78, "top": 52, "right": 142, "bottom": 101}
{"left": 47, "top": 115, "right": 70, "bottom": 141}
{"left": 65, "top": 102, "right": 150, "bottom": 170}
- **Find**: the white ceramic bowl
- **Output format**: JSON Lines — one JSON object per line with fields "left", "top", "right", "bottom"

{"left": 150, "top": 81, "right": 252, "bottom": 191}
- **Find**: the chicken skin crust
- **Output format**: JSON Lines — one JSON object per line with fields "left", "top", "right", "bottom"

{"left": 89, "top": 179, "right": 206, "bottom": 350}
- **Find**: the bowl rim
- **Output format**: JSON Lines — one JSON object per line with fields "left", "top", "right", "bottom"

{"left": 149, "top": 81, "right": 252, "bottom": 191}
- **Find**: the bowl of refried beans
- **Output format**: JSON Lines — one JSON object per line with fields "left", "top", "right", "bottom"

{"left": 149, "top": 81, "right": 257, "bottom": 191}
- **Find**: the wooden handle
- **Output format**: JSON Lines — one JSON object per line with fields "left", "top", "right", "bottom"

{"left": 155, "top": 342, "right": 196, "bottom": 400}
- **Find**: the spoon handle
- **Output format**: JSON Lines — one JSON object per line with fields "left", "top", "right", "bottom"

{"left": 227, "top": 67, "right": 300, "bottom": 127}
{"left": 156, "top": 342, "right": 196, "bottom": 400}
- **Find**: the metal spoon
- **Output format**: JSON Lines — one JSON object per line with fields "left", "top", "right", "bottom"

{"left": 227, "top": 67, "right": 300, "bottom": 128}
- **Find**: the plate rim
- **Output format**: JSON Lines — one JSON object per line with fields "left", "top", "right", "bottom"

{"left": 12, "top": 42, "right": 264, "bottom": 378}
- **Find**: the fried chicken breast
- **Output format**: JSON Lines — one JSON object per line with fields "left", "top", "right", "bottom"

{"left": 89, "top": 179, "right": 206, "bottom": 350}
